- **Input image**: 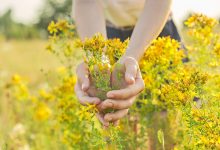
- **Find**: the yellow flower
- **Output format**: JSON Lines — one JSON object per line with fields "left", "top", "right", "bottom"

{"left": 12, "top": 74, "right": 21, "bottom": 84}
{"left": 56, "top": 20, "right": 68, "bottom": 32}
{"left": 214, "top": 43, "right": 220, "bottom": 57}
{"left": 185, "top": 13, "right": 218, "bottom": 28}
{"left": 77, "top": 104, "right": 97, "bottom": 121}
{"left": 48, "top": 21, "right": 58, "bottom": 34}
{"left": 39, "top": 89, "right": 55, "bottom": 101}
{"left": 56, "top": 66, "right": 67, "bottom": 74}
{"left": 35, "top": 103, "right": 52, "bottom": 121}
{"left": 185, "top": 13, "right": 218, "bottom": 45}
{"left": 45, "top": 43, "right": 53, "bottom": 52}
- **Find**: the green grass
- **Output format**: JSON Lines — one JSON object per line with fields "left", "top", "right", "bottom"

{"left": 0, "top": 39, "right": 66, "bottom": 149}
{"left": 0, "top": 39, "right": 62, "bottom": 85}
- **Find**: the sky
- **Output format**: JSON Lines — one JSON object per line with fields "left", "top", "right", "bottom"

{"left": 0, "top": 0, "right": 220, "bottom": 27}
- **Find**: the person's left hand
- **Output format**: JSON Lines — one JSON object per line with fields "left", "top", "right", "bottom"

{"left": 97, "top": 56, "right": 145, "bottom": 127}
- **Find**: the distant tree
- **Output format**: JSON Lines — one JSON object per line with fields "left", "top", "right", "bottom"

{"left": 35, "top": 0, "right": 73, "bottom": 37}
{"left": 0, "top": 0, "right": 74, "bottom": 39}
{"left": 0, "top": 9, "right": 40, "bottom": 39}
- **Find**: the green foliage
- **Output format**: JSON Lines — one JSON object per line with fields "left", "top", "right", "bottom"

{"left": 1, "top": 13, "right": 220, "bottom": 150}
{"left": 0, "top": 9, "right": 40, "bottom": 39}
{"left": 36, "top": 0, "right": 73, "bottom": 37}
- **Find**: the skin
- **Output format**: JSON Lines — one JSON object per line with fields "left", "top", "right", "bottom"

{"left": 74, "top": 0, "right": 172, "bottom": 127}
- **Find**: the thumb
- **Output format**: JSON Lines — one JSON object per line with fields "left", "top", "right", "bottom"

{"left": 123, "top": 57, "right": 138, "bottom": 84}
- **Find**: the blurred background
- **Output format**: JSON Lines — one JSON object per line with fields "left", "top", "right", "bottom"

{"left": 0, "top": 0, "right": 220, "bottom": 85}
{"left": 0, "top": 0, "right": 220, "bottom": 149}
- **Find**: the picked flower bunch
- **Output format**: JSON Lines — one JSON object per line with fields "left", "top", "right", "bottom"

{"left": 76, "top": 34, "right": 129, "bottom": 100}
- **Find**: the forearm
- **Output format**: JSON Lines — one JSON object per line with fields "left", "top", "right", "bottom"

{"left": 74, "top": 0, "right": 106, "bottom": 39}
{"left": 124, "top": 0, "right": 172, "bottom": 61}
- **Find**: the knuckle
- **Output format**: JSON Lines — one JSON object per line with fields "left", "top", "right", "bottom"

{"left": 107, "top": 100, "right": 115, "bottom": 108}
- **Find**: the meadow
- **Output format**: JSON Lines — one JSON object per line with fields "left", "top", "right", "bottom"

{"left": 0, "top": 14, "right": 220, "bottom": 150}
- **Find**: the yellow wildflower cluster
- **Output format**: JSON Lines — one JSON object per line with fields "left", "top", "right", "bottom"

{"left": 140, "top": 37, "right": 184, "bottom": 88}
{"left": 4, "top": 14, "right": 220, "bottom": 149}
{"left": 45, "top": 15, "right": 220, "bottom": 149}
{"left": 39, "top": 89, "right": 55, "bottom": 101}
{"left": 48, "top": 20, "right": 75, "bottom": 34}
{"left": 35, "top": 102, "right": 52, "bottom": 121}
{"left": 46, "top": 19, "right": 76, "bottom": 62}
{"left": 185, "top": 13, "right": 220, "bottom": 74}
{"left": 105, "top": 38, "right": 129, "bottom": 65}
{"left": 8, "top": 74, "right": 30, "bottom": 101}
{"left": 140, "top": 37, "right": 184, "bottom": 69}
{"left": 76, "top": 34, "right": 127, "bottom": 100}
{"left": 185, "top": 13, "right": 218, "bottom": 28}
{"left": 191, "top": 108, "right": 220, "bottom": 148}
{"left": 185, "top": 13, "right": 218, "bottom": 45}
{"left": 171, "top": 14, "right": 220, "bottom": 149}
{"left": 159, "top": 66, "right": 208, "bottom": 108}
{"left": 54, "top": 72, "right": 123, "bottom": 149}
{"left": 213, "top": 43, "right": 220, "bottom": 57}
{"left": 138, "top": 37, "right": 202, "bottom": 109}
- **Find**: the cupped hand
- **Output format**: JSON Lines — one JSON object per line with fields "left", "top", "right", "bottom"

{"left": 74, "top": 62, "right": 101, "bottom": 105}
{"left": 97, "top": 56, "right": 145, "bottom": 127}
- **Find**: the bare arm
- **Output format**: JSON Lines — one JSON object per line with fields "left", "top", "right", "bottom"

{"left": 100, "top": 0, "right": 173, "bottom": 125}
{"left": 74, "top": 0, "right": 106, "bottom": 39}
{"left": 124, "top": 0, "right": 172, "bottom": 61}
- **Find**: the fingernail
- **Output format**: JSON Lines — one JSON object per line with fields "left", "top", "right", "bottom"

{"left": 128, "top": 74, "right": 135, "bottom": 83}
{"left": 82, "top": 84, "right": 86, "bottom": 90}
{"left": 130, "top": 76, "right": 135, "bottom": 82}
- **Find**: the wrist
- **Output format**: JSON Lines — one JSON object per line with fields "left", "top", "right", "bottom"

{"left": 121, "top": 51, "right": 139, "bottom": 62}
{"left": 119, "top": 55, "right": 139, "bottom": 66}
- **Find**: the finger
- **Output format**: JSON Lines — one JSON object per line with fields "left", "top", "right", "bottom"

{"left": 96, "top": 113, "right": 109, "bottom": 127}
{"left": 75, "top": 82, "right": 100, "bottom": 105}
{"left": 76, "top": 62, "right": 90, "bottom": 91}
{"left": 104, "top": 109, "right": 129, "bottom": 122}
{"left": 107, "top": 77, "right": 144, "bottom": 99}
{"left": 98, "top": 97, "right": 136, "bottom": 111}
{"left": 124, "top": 57, "right": 138, "bottom": 84}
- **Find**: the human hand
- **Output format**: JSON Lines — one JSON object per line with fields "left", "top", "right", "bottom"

{"left": 74, "top": 62, "right": 101, "bottom": 105}
{"left": 97, "top": 56, "right": 145, "bottom": 127}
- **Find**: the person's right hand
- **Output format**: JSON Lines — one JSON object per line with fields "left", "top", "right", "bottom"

{"left": 74, "top": 62, "right": 101, "bottom": 105}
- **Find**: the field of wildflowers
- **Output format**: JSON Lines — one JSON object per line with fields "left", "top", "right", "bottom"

{"left": 0, "top": 14, "right": 220, "bottom": 150}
